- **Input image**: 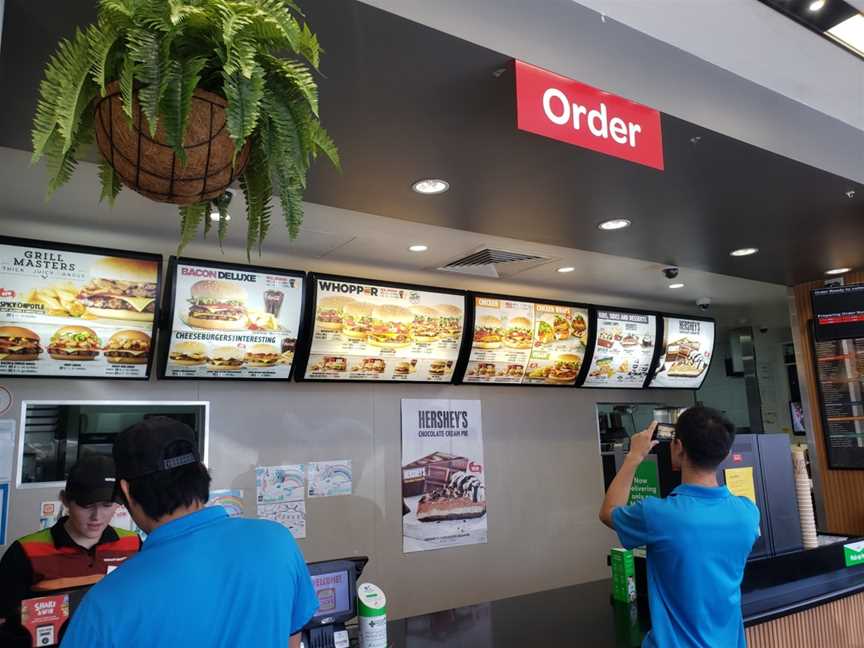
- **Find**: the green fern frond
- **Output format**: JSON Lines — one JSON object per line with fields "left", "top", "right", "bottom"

{"left": 45, "top": 119, "right": 94, "bottom": 197}
{"left": 89, "top": 19, "right": 122, "bottom": 95}
{"left": 127, "top": 27, "right": 173, "bottom": 135}
{"left": 308, "top": 121, "right": 340, "bottom": 170}
{"left": 159, "top": 56, "right": 207, "bottom": 164}
{"left": 98, "top": 159, "right": 123, "bottom": 205}
{"left": 203, "top": 203, "right": 213, "bottom": 238}
{"left": 177, "top": 202, "right": 207, "bottom": 254}
{"left": 217, "top": 202, "right": 230, "bottom": 250}
{"left": 262, "top": 55, "right": 317, "bottom": 115}
{"left": 98, "top": 0, "right": 135, "bottom": 22}
{"left": 168, "top": 0, "right": 206, "bottom": 26}
{"left": 299, "top": 22, "right": 320, "bottom": 69}
{"left": 119, "top": 53, "right": 136, "bottom": 121}
{"left": 223, "top": 62, "right": 265, "bottom": 157}
{"left": 239, "top": 135, "right": 272, "bottom": 258}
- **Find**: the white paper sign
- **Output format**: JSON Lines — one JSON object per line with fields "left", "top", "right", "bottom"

{"left": 40, "top": 500, "right": 63, "bottom": 529}
{"left": 256, "top": 465, "right": 305, "bottom": 503}
{"left": 401, "top": 399, "right": 487, "bottom": 553}
{"left": 258, "top": 501, "right": 306, "bottom": 539}
{"left": 0, "top": 419, "right": 14, "bottom": 483}
{"left": 308, "top": 460, "right": 352, "bottom": 497}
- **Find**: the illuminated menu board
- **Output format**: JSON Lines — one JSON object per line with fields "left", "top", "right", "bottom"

{"left": 813, "top": 336, "right": 864, "bottom": 469}
{"left": 0, "top": 237, "right": 161, "bottom": 379}
{"left": 583, "top": 310, "right": 656, "bottom": 388}
{"left": 648, "top": 316, "right": 715, "bottom": 389}
{"left": 300, "top": 275, "right": 466, "bottom": 382}
{"left": 159, "top": 258, "right": 304, "bottom": 380}
{"left": 462, "top": 295, "right": 590, "bottom": 386}
{"left": 812, "top": 284, "right": 864, "bottom": 342}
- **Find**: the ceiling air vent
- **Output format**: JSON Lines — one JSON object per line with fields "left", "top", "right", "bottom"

{"left": 436, "top": 247, "right": 554, "bottom": 278}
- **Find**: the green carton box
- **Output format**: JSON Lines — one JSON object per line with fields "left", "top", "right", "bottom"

{"left": 610, "top": 548, "right": 636, "bottom": 603}
{"left": 844, "top": 540, "right": 864, "bottom": 568}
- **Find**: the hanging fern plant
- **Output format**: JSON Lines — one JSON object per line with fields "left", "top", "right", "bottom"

{"left": 31, "top": 0, "right": 339, "bottom": 258}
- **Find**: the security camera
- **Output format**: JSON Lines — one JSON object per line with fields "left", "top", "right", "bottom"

{"left": 663, "top": 266, "right": 680, "bottom": 280}
{"left": 696, "top": 297, "right": 712, "bottom": 311}
{"left": 759, "top": 327, "right": 769, "bottom": 334}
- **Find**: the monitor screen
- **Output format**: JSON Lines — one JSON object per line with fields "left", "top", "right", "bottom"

{"left": 583, "top": 310, "right": 657, "bottom": 388}
{"left": 311, "top": 570, "right": 352, "bottom": 619}
{"left": 789, "top": 401, "right": 806, "bottom": 434}
{"left": 648, "top": 316, "right": 715, "bottom": 389}
{"left": 812, "top": 284, "right": 864, "bottom": 341}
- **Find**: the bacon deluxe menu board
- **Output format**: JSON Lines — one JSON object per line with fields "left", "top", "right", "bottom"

{"left": 462, "top": 295, "right": 590, "bottom": 385}
{"left": 159, "top": 258, "right": 303, "bottom": 379}
{"left": 0, "top": 237, "right": 161, "bottom": 379}
{"left": 583, "top": 310, "right": 656, "bottom": 388}
{"left": 301, "top": 275, "right": 466, "bottom": 382}
{"left": 648, "top": 316, "right": 715, "bottom": 389}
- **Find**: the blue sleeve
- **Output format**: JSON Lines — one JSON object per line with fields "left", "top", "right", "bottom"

{"left": 60, "top": 596, "right": 106, "bottom": 648}
{"left": 288, "top": 540, "right": 319, "bottom": 635}
{"left": 612, "top": 500, "right": 656, "bottom": 549}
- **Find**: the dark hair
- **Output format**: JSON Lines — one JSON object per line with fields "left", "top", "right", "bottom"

{"left": 123, "top": 441, "right": 211, "bottom": 520}
{"left": 675, "top": 406, "right": 736, "bottom": 470}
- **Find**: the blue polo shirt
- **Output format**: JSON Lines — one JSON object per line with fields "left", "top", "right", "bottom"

{"left": 613, "top": 484, "right": 760, "bottom": 648}
{"left": 61, "top": 506, "right": 318, "bottom": 648}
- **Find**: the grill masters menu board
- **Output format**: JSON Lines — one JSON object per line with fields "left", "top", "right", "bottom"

{"left": 162, "top": 259, "right": 302, "bottom": 379}
{"left": 0, "top": 239, "right": 160, "bottom": 379}
{"left": 463, "top": 296, "right": 589, "bottom": 385}
{"left": 304, "top": 277, "right": 465, "bottom": 382}
{"left": 649, "top": 317, "right": 715, "bottom": 389}
{"left": 584, "top": 310, "right": 656, "bottom": 388}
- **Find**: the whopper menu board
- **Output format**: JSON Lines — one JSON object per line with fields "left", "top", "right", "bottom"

{"left": 649, "top": 317, "right": 715, "bottom": 389}
{"left": 160, "top": 258, "right": 303, "bottom": 379}
{"left": 463, "top": 296, "right": 590, "bottom": 385}
{"left": 0, "top": 237, "right": 161, "bottom": 379}
{"left": 302, "top": 275, "right": 466, "bottom": 382}
{"left": 584, "top": 310, "right": 657, "bottom": 388}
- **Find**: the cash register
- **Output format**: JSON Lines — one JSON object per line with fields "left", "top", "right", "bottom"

{"left": 301, "top": 556, "right": 369, "bottom": 648}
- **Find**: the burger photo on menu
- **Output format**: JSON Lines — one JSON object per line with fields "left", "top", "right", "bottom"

{"left": 435, "top": 304, "right": 463, "bottom": 339}
{"left": 428, "top": 359, "right": 450, "bottom": 376}
{"left": 0, "top": 326, "right": 42, "bottom": 361}
{"left": 316, "top": 296, "right": 356, "bottom": 332}
{"left": 207, "top": 346, "right": 245, "bottom": 371}
{"left": 187, "top": 280, "right": 248, "bottom": 330}
{"left": 368, "top": 305, "right": 414, "bottom": 349}
{"left": 545, "top": 354, "right": 581, "bottom": 384}
{"left": 342, "top": 302, "right": 374, "bottom": 341}
{"left": 394, "top": 360, "right": 418, "bottom": 376}
{"left": 48, "top": 326, "right": 101, "bottom": 361}
{"left": 505, "top": 363, "right": 524, "bottom": 377}
{"left": 503, "top": 317, "right": 533, "bottom": 349}
{"left": 410, "top": 306, "right": 442, "bottom": 343}
{"left": 169, "top": 341, "right": 207, "bottom": 366}
{"left": 245, "top": 344, "right": 280, "bottom": 368}
{"left": 311, "top": 356, "right": 348, "bottom": 372}
{"left": 353, "top": 357, "right": 386, "bottom": 374}
{"left": 473, "top": 316, "right": 502, "bottom": 349}
{"left": 76, "top": 258, "right": 158, "bottom": 322}
{"left": 103, "top": 330, "right": 151, "bottom": 365}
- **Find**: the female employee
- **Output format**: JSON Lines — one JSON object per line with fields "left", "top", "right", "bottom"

{"left": 0, "top": 455, "right": 141, "bottom": 638}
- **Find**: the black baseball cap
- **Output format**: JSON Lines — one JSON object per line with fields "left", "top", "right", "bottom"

{"left": 65, "top": 455, "right": 118, "bottom": 506}
{"left": 113, "top": 416, "right": 200, "bottom": 481}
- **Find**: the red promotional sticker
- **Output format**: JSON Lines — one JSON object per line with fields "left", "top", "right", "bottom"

{"left": 515, "top": 60, "right": 664, "bottom": 170}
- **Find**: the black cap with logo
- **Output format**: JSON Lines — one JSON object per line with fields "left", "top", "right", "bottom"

{"left": 113, "top": 416, "right": 200, "bottom": 481}
{"left": 65, "top": 455, "right": 118, "bottom": 506}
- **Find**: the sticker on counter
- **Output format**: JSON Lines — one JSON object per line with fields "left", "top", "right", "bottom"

{"left": 162, "top": 259, "right": 303, "bottom": 379}
{"left": 304, "top": 277, "right": 465, "bottom": 382}
{"left": 256, "top": 465, "right": 305, "bottom": 503}
{"left": 258, "top": 501, "right": 306, "bottom": 539}
{"left": 308, "top": 461, "right": 353, "bottom": 498}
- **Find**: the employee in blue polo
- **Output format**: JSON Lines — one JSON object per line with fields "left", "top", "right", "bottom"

{"left": 61, "top": 417, "right": 319, "bottom": 648}
{"left": 599, "top": 407, "right": 760, "bottom": 648}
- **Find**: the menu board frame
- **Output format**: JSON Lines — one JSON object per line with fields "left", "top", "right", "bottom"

{"left": 156, "top": 256, "right": 306, "bottom": 382}
{"left": 578, "top": 306, "right": 661, "bottom": 390}
{"left": 294, "top": 273, "right": 470, "bottom": 384}
{"left": 0, "top": 235, "right": 162, "bottom": 381}
{"left": 809, "top": 321, "right": 864, "bottom": 470}
{"left": 452, "top": 292, "right": 595, "bottom": 388}
{"left": 647, "top": 313, "right": 717, "bottom": 390}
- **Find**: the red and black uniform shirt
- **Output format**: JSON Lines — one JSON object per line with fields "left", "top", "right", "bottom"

{"left": 0, "top": 517, "right": 141, "bottom": 622}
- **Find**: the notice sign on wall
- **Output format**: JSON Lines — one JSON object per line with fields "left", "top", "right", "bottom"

{"left": 401, "top": 399, "right": 486, "bottom": 553}
{"left": 515, "top": 60, "right": 664, "bottom": 170}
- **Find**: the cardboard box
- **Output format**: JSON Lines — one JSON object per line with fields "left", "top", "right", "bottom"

{"left": 610, "top": 548, "right": 636, "bottom": 603}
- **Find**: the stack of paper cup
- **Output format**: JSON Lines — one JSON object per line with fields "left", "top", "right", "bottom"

{"left": 792, "top": 448, "right": 818, "bottom": 549}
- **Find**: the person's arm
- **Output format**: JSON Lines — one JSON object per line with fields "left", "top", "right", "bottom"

{"left": 599, "top": 423, "right": 658, "bottom": 529}
{"left": 0, "top": 542, "right": 34, "bottom": 624}
{"left": 289, "top": 633, "right": 301, "bottom": 648}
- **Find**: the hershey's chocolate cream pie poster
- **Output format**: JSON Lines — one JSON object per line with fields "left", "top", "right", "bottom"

{"left": 401, "top": 399, "right": 487, "bottom": 553}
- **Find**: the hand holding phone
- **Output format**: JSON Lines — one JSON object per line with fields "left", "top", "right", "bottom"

{"left": 653, "top": 423, "right": 676, "bottom": 442}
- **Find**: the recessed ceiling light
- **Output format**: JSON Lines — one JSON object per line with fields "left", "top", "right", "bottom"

{"left": 809, "top": 0, "right": 825, "bottom": 11}
{"left": 557, "top": 266, "right": 575, "bottom": 273}
{"left": 408, "top": 244, "right": 428, "bottom": 252}
{"left": 598, "top": 219, "right": 631, "bottom": 231}
{"left": 827, "top": 14, "right": 864, "bottom": 57}
{"left": 826, "top": 267, "right": 852, "bottom": 275}
{"left": 412, "top": 179, "right": 449, "bottom": 195}
{"left": 209, "top": 210, "right": 231, "bottom": 222}
{"left": 668, "top": 283, "right": 685, "bottom": 289}
{"left": 730, "top": 247, "right": 759, "bottom": 257}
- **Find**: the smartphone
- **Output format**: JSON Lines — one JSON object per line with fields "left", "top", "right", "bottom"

{"left": 653, "top": 423, "right": 676, "bottom": 442}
